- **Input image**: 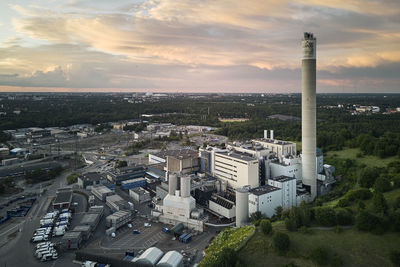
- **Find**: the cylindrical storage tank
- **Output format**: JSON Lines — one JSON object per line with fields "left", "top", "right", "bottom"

{"left": 180, "top": 176, "right": 191, "bottom": 198}
{"left": 235, "top": 187, "right": 249, "bottom": 227}
{"left": 264, "top": 129, "right": 268, "bottom": 139}
{"left": 270, "top": 130, "right": 274, "bottom": 140}
{"left": 169, "top": 174, "right": 177, "bottom": 196}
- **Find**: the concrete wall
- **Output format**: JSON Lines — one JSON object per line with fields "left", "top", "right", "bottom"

{"left": 208, "top": 201, "right": 235, "bottom": 219}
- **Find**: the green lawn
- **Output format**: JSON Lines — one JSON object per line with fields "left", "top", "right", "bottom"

{"left": 238, "top": 227, "right": 400, "bottom": 267}
{"left": 326, "top": 148, "right": 399, "bottom": 168}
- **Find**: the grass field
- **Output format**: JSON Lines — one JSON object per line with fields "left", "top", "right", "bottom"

{"left": 326, "top": 147, "right": 399, "bottom": 168}
{"left": 238, "top": 227, "right": 400, "bottom": 267}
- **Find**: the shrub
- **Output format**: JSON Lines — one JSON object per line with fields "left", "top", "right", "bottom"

{"left": 395, "top": 196, "right": 400, "bottom": 210}
{"left": 275, "top": 206, "right": 283, "bottom": 219}
{"left": 314, "top": 207, "right": 337, "bottom": 226}
{"left": 345, "top": 188, "right": 372, "bottom": 202}
{"left": 310, "top": 247, "right": 329, "bottom": 266}
{"left": 260, "top": 219, "right": 272, "bottom": 235}
{"left": 67, "top": 173, "right": 79, "bottom": 185}
{"left": 389, "top": 250, "right": 400, "bottom": 267}
{"left": 300, "top": 226, "right": 311, "bottom": 234}
{"left": 374, "top": 177, "right": 392, "bottom": 192}
{"left": 392, "top": 211, "right": 400, "bottom": 232}
{"left": 330, "top": 255, "right": 344, "bottom": 267}
{"left": 359, "top": 167, "right": 380, "bottom": 188}
{"left": 335, "top": 208, "right": 353, "bottom": 225}
{"left": 337, "top": 198, "right": 349, "bottom": 207}
{"left": 285, "top": 217, "right": 298, "bottom": 232}
{"left": 372, "top": 192, "right": 388, "bottom": 214}
{"left": 273, "top": 232, "right": 290, "bottom": 254}
{"left": 355, "top": 211, "right": 382, "bottom": 232}
{"left": 213, "top": 247, "right": 237, "bottom": 267}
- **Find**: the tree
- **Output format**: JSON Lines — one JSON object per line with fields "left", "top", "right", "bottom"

{"left": 374, "top": 176, "right": 391, "bottom": 192}
{"left": 285, "top": 217, "right": 298, "bottom": 232}
{"left": 115, "top": 160, "right": 128, "bottom": 168}
{"left": 214, "top": 247, "right": 237, "bottom": 267}
{"left": 310, "top": 247, "right": 329, "bottom": 266}
{"left": 275, "top": 206, "right": 283, "bottom": 219}
{"left": 389, "top": 250, "right": 400, "bottom": 267}
{"left": 314, "top": 207, "right": 337, "bottom": 227}
{"left": 273, "top": 232, "right": 290, "bottom": 254}
{"left": 299, "top": 201, "right": 311, "bottom": 227}
{"left": 250, "top": 211, "right": 264, "bottom": 223}
{"left": 355, "top": 211, "right": 382, "bottom": 232}
{"left": 359, "top": 167, "right": 380, "bottom": 188}
{"left": 260, "top": 219, "right": 272, "bottom": 235}
{"left": 372, "top": 192, "right": 388, "bottom": 214}
{"left": 335, "top": 208, "right": 353, "bottom": 226}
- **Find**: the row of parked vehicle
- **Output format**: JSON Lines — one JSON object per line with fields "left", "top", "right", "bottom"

{"left": 35, "top": 242, "right": 58, "bottom": 262}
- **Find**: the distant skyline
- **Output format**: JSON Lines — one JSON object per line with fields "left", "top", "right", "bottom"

{"left": 0, "top": 0, "right": 399, "bottom": 93}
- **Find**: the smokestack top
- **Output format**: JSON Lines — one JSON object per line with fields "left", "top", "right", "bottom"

{"left": 303, "top": 32, "right": 315, "bottom": 40}
{"left": 302, "top": 32, "right": 316, "bottom": 60}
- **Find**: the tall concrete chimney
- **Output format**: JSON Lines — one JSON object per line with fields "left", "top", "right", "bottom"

{"left": 270, "top": 130, "right": 274, "bottom": 140}
{"left": 168, "top": 173, "right": 177, "bottom": 196}
{"left": 264, "top": 130, "right": 268, "bottom": 139}
{"left": 301, "top": 32, "right": 317, "bottom": 200}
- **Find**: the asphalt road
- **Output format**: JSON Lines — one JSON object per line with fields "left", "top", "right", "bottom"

{"left": 0, "top": 169, "right": 79, "bottom": 267}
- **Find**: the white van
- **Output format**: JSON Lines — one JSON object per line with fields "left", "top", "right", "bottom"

{"left": 40, "top": 252, "right": 58, "bottom": 261}
{"left": 36, "top": 241, "right": 52, "bottom": 249}
{"left": 31, "top": 235, "right": 49, "bottom": 242}
{"left": 36, "top": 247, "right": 56, "bottom": 257}
{"left": 52, "top": 229, "right": 65, "bottom": 237}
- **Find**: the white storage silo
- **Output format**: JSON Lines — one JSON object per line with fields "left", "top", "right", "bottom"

{"left": 235, "top": 187, "right": 249, "bottom": 227}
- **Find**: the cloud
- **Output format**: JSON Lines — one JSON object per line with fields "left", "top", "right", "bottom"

{"left": 1, "top": 0, "right": 400, "bottom": 92}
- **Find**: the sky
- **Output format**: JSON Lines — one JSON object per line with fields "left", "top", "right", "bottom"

{"left": 0, "top": 0, "right": 399, "bottom": 93}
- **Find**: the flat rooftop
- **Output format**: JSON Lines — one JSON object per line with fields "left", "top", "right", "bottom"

{"left": 270, "top": 175, "right": 296, "bottom": 183}
{"left": 216, "top": 151, "right": 255, "bottom": 162}
{"left": 54, "top": 189, "right": 73, "bottom": 204}
{"left": 249, "top": 185, "right": 281, "bottom": 196}
{"left": 154, "top": 149, "right": 198, "bottom": 160}
{"left": 81, "top": 213, "right": 100, "bottom": 224}
{"left": 81, "top": 172, "right": 103, "bottom": 182}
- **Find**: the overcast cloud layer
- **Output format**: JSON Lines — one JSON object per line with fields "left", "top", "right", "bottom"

{"left": 0, "top": 0, "right": 399, "bottom": 93}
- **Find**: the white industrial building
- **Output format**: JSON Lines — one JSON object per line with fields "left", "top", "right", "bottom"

{"left": 153, "top": 174, "right": 205, "bottom": 231}
{"left": 156, "top": 250, "right": 184, "bottom": 267}
{"left": 248, "top": 185, "right": 282, "bottom": 218}
{"left": 267, "top": 176, "right": 297, "bottom": 209}
{"left": 133, "top": 247, "right": 164, "bottom": 265}
{"left": 213, "top": 151, "right": 259, "bottom": 189}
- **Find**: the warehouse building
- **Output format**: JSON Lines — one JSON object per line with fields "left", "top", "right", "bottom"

{"left": 105, "top": 210, "right": 132, "bottom": 229}
{"left": 61, "top": 231, "right": 82, "bottom": 249}
{"left": 121, "top": 177, "right": 147, "bottom": 190}
{"left": 91, "top": 185, "right": 114, "bottom": 201}
{"left": 106, "top": 165, "right": 146, "bottom": 184}
{"left": 106, "top": 194, "right": 129, "bottom": 211}
{"left": 78, "top": 172, "right": 106, "bottom": 189}
{"left": 132, "top": 247, "right": 164, "bottom": 265}
{"left": 129, "top": 187, "right": 151, "bottom": 203}
{"left": 53, "top": 188, "right": 73, "bottom": 210}
{"left": 71, "top": 225, "right": 91, "bottom": 241}
{"left": 80, "top": 212, "right": 101, "bottom": 230}
{"left": 156, "top": 250, "right": 184, "bottom": 267}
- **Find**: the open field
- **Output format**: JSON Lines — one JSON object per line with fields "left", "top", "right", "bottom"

{"left": 238, "top": 227, "right": 400, "bottom": 267}
{"left": 326, "top": 148, "right": 399, "bottom": 168}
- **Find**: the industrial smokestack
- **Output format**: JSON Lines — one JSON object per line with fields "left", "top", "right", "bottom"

{"left": 301, "top": 32, "right": 317, "bottom": 200}
{"left": 264, "top": 130, "right": 268, "bottom": 139}
{"left": 235, "top": 187, "right": 249, "bottom": 227}
{"left": 168, "top": 173, "right": 177, "bottom": 196}
{"left": 270, "top": 130, "right": 274, "bottom": 140}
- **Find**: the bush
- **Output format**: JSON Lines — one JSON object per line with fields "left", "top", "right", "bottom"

{"left": 314, "top": 207, "right": 337, "bottom": 226}
{"left": 273, "top": 232, "right": 290, "bottom": 254}
{"left": 345, "top": 188, "right": 373, "bottom": 202}
{"left": 359, "top": 167, "right": 380, "bottom": 188}
{"left": 374, "top": 176, "right": 392, "bottom": 192}
{"left": 330, "top": 255, "right": 344, "bottom": 267}
{"left": 275, "top": 206, "right": 283, "bottom": 219}
{"left": 67, "top": 173, "right": 79, "bottom": 185}
{"left": 355, "top": 211, "right": 382, "bottom": 232}
{"left": 395, "top": 196, "right": 400, "bottom": 210}
{"left": 310, "top": 247, "right": 329, "bottom": 266}
{"left": 335, "top": 208, "right": 353, "bottom": 226}
{"left": 372, "top": 192, "right": 388, "bottom": 214}
{"left": 260, "top": 219, "right": 272, "bottom": 235}
{"left": 213, "top": 247, "right": 237, "bottom": 267}
{"left": 285, "top": 217, "right": 298, "bottom": 232}
{"left": 389, "top": 250, "right": 400, "bottom": 267}
{"left": 337, "top": 198, "right": 349, "bottom": 207}
{"left": 392, "top": 211, "right": 400, "bottom": 232}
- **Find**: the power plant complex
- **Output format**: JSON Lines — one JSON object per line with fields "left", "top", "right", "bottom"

{"left": 151, "top": 33, "right": 335, "bottom": 229}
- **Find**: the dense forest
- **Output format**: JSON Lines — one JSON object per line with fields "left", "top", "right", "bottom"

{"left": 1, "top": 93, "right": 400, "bottom": 157}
